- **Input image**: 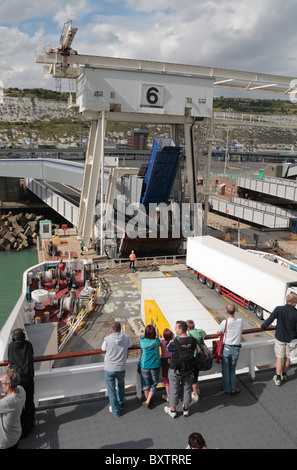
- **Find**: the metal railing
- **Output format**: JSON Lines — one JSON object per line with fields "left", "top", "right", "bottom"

{"left": 214, "top": 111, "right": 297, "bottom": 129}
{"left": 90, "top": 254, "right": 187, "bottom": 270}
{"left": 0, "top": 326, "right": 276, "bottom": 368}
{"left": 0, "top": 327, "right": 278, "bottom": 406}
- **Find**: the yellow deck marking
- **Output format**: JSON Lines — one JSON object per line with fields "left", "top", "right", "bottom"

{"left": 129, "top": 276, "right": 141, "bottom": 291}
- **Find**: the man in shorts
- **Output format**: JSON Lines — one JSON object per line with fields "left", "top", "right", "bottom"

{"left": 261, "top": 293, "right": 297, "bottom": 386}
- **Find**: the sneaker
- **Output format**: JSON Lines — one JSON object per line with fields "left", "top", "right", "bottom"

{"left": 281, "top": 371, "right": 287, "bottom": 381}
{"left": 273, "top": 375, "right": 281, "bottom": 386}
{"left": 164, "top": 406, "right": 176, "bottom": 418}
{"left": 191, "top": 392, "right": 199, "bottom": 402}
{"left": 162, "top": 394, "right": 169, "bottom": 402}
{"left": 182, "top": 405, "right": 189, "bottom": 417}
{"left": 109, "top": 405, "right": 120, "bottom": 417}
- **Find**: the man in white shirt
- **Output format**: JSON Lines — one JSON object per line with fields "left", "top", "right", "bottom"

{"left": 101, "top": 322, "right": 133, "bottom": 417}
{"left": 217, "top": 304, "right": 243, "bottom": 395}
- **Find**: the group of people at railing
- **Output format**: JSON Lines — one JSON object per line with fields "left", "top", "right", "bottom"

{"left": 102, "top": 293, "right": 297, "bottom": 420}
{"left": 102, "top": 303, "right": 244, "bottom": 419}
{"left": 1, "top": 292, "right": 297, "bottom": 449}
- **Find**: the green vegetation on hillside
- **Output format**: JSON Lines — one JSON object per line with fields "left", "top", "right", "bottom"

{"left": 213, "top": 96, "right": 297, "bottom": 115}
{"left": 2, "top": 88, "right": 297, "bottom": 146}
{"left": 0, "top": 119, "right": 89, "bottom": 145}
{"left": 5, "top": 87, "right": 297, "bottom": 115}
{"left": 0, "top": 118, "right": 150, "bottom": 145}
{"left": 5, "top": 88, "right": 70, "bottom": 102}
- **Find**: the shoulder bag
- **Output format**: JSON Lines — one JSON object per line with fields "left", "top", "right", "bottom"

{"left": 213, "top": 320, "right": 228, "bottom": 364}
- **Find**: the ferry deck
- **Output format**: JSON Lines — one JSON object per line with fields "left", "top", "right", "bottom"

{"left": 18, "top": 364, "right": 297, "bottom": 450}
{"left": 5, "top": 230, "right": 297, "bottom": 450}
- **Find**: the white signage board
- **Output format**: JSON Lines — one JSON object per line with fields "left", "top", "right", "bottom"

{"left": 76, "top": 66, "right": 213, "bottom": 118}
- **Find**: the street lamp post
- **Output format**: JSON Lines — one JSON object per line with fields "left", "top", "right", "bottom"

{"left": 224, "top": 108, "right": 232, "bottom": 175}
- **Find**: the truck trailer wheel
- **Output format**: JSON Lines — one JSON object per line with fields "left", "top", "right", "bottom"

{"left": 198, "top": 274, "right": 206, "bottom": 284}
{"left": 255, "top": 306, "right": 263, "bottom": 319}
{"left": 206, "top": 279, "right": 214, "bottom": 289}
{"left": 214, "top": 284, "right": 222, "bottom": 294}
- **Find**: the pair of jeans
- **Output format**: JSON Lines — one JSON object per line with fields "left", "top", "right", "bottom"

{"left": 221, "top": 345, "right": 240, "bottom": 393}
{"left": 140, "top": 367, "right": 160, "bottom": 392}
{"left": 104, "top": 370, "right": 126, "bottom": 416}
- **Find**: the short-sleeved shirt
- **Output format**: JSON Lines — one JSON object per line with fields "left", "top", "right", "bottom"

{"left": 218, "top": 318, "right": 243, "bottom": 346}
{"left": 160, "top": 338, "right": 172, "bottom": 359}
{"left": 0, "top": 386, "right": 26, "bottom": 449}
{"left": 167, "top": 336, "right": 197, "bottom": 370}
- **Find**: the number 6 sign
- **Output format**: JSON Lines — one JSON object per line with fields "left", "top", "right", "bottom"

{"left": 141, "top": 84, "right": 164, "bottom": 107}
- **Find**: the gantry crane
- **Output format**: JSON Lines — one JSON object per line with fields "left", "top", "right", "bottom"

{"left": 36, "top": 19, "right": 297, "bottom": 252}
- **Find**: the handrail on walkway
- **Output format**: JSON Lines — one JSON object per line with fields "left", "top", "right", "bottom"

{"left": 0, "top": 326, "right": 276, "bottom": 368}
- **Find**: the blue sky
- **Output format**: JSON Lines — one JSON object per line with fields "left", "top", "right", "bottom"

{"left": 0, "top": 0, "right": 297, "bottom": 94}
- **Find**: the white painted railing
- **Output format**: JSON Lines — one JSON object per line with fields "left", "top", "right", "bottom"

{"left": 32, "top": 337, "right": 279, "bottom": 406}
{"left": 214, "top": 111, "right": 297, "bottom": 129}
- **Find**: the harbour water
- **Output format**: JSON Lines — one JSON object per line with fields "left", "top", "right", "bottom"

{"left": 0, "top": 248, "right": 38, "bottom": 329}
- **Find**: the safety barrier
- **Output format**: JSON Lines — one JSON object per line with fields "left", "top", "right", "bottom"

{"left": 0, "top": 328, "right": 280, "bottom": 407}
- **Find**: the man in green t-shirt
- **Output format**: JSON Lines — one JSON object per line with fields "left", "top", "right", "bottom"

{"left": 186, "top": 319, "right": 206, "bottom": 402}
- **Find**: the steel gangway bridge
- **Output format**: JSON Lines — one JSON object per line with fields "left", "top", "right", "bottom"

{"left": 2, "top": 152, "right": 297, "bottom": 231}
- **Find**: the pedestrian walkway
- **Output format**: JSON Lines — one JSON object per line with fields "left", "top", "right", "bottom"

{"left": 19, "top": 365, "right": 297, "bottom": 449}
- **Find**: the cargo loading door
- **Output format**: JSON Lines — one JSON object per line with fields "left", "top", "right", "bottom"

{"left": 141, "top": 138, "right": 182, "bottom": 208}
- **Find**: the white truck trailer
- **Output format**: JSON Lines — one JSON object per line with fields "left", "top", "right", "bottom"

{"left": 141, "top": 276, "right": 219, "bottom": 346}
{"left": 186, "top": 236, "right": 297, "bottom": 320}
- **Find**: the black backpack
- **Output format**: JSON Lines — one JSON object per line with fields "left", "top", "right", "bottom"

{"left": 195, "top": 341, "right": 213, "bottom": 371}
{"left": 174, "top": 337, "right": 196, "bottom": 377}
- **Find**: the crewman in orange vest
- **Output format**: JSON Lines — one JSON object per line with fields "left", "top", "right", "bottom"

{"left": 129, "top": 250, "right": 136, "bottom": 269}
{"left": 58, "top": 260, "right": 66, "bottom": 273}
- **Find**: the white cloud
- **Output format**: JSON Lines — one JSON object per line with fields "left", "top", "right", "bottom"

{"left": 0, "top": 0, "right": 59, "bottom": 22}
{"left": 0, "top": 0, "right": 297, "bottom": 91}
{"left": 89, "top": 23, "right": 119, "bottom": 44}
{"left": 92, "top": 0, "right": 297, "bottom": 78}
{"left": 0, "top": 25, "right": 46, "bottom": 88}
{"left": 120, "top": 0, "right": 180, "bottom": 14}
{"left": 53, "top": 1, "right": 87, "bottom": 29}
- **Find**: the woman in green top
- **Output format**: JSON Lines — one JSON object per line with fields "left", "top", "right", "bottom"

{"left": 139, "top": 325, "right": 161, "bottom": 408}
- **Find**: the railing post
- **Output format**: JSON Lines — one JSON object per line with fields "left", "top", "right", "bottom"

{"left": 136, "top": 368, "right": 142, "bottom": 400}
{"left": 248, "top": 348, "right": 256, "bottom": 381}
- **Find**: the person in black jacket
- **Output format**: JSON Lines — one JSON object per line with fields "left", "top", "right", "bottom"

{"left": 7, "top": 328, "right": 35, "bottom": 437}
{"left": 261, "top": 293, "right": 297, "bottom": 386}
{"left": 164, "top": 321, "right": 197, "bottom": 418}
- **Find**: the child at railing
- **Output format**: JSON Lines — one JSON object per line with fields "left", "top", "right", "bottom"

{"left": 160, "top": 329, "right": 174, "bottom": 402}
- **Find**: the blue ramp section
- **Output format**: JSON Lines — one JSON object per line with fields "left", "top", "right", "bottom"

{"left": 141, "top": 138, "right": 182, "bottom": 207}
